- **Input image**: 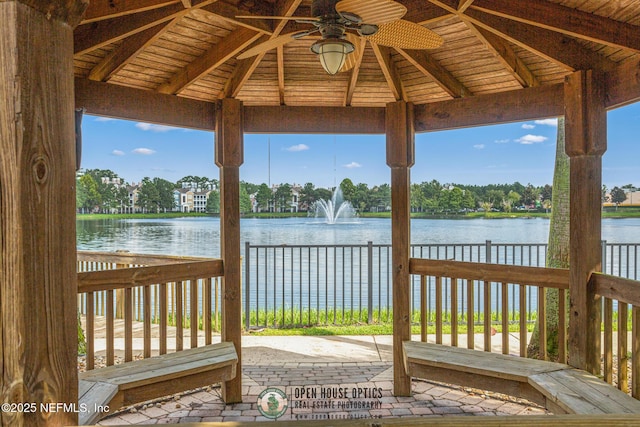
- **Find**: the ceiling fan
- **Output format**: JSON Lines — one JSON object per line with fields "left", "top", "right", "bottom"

{"left": 236, "top": 0, "right": 444, "bottom": 75}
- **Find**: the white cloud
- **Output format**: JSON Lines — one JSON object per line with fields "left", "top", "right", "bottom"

{"left": 494, "top": 139, "right": 510, "bottom": 144}
{"left": 343, "top": 162, "right": 362, "bottom": 169}
{"left": 285, "top": 143, "right": 310, "bottom": 152}
{"left": 95, "top": 117, "right": 115, "bottom": 122}
{"left": 111, "top": 150, "right": 125, "bottom": 156}
{"left": 522, "top": 124, "right": 535, "bottom": 129}
{"left": 136, "top": 122, "right": 179, "bottom": 132}
{"left": 473, "top": 144, "right": 485, "bottom": 149}
{"left": 516, "top": 134, "right": 548, "bottom": 145}
{"left": 534, "top": 118, "right": 558, "bottom": 127}
{"left": 132, "top": 148, "right": 156, "bottom": 155}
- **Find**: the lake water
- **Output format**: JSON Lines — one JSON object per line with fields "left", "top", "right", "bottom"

{"left": 77, "top": 216, "right": 640, "bottom": 257}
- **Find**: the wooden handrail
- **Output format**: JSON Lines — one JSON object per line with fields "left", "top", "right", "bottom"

{"left": 78, "top": 250, "right": 213, "bottom": 266}
{"left": 77, "top": 259, "right": 224, "bottom": 293}
{"left": 409, "top": 258, "right": 569, "bottom": 289}
{"left": 590, "top": 272, "right": 640, "bottom": 306}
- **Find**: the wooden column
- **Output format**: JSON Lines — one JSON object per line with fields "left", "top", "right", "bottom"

{"left": 564, "top": 70, "right": 606, "bottom": 374}
{"left": 386, "top": 101, "right": 415, "bottom": 396}
{"left": 0, "top": 1, "right": 86, "bottom": 425}
{"left": 215, "top": 98, "right": 243, "bottom": 403}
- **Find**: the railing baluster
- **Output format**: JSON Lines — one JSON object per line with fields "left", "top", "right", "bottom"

{"left": 86, "top": 292, "right": 95, "bottom": 370}
{"left": 420, "top": 275, "right": 427, "bottom": 342}
{"left": 633, "top": 305, "right": 640, "bottom": 399}
{"left": 501, "top": 282, "right": 509, "bottom": 355}
{"left": 176, "top": 281, "right": 183, "bottom": 352}
{"left": 620, "top": 302, "right": 629, "bottom": 392}
{"left": 451, "top": 278, "right": 458, "bottom": 347}
{"left": 190, "top": 278, "right": 198, "bottom": 349}
{"left": 484, "top": 280, "right": 491, "bottom": 352}
{"left": 144, "top": 285, "right": 151, "bottom": 358}
{"left": 106, "top": 289, "right": 114, "bottom": 366}
{"left": 467, "top": 278, "right": 474, "bottom": 350}
{"left": 435, "top": 276, "right": 443, "bottom": 344}
{"left": 604, "top": 297, "right": 613, "bottom": 383}
{"left": 204, "top": 278, "right": 212, "bottom": 345}
{"left": 160, "top": 283, "right": 168, "bottom": 355}
{"left": 520, "top": 284, "right": 527, "bottom": 357}
{"left": 124, "top": 287, "right": 133, "bottom": 362}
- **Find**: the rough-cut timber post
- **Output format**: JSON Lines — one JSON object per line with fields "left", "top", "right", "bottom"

{"left": 564, "top": 70, "right": 606, "bottom": 374}
{"left": 215, "top": 98, "right": 243, "bottom": 403}
{"left": 386, "top": 101, "right": 415, "bottom": 396}
{"left": 0, "top": 1, "right": 87, "bottom": 425}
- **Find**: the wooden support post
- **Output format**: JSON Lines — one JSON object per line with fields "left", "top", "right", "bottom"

{"left": 215, "top": 98, "right": 243, "bottom": 403}
{"left": 386, "top": 101, "right": 415, "bottom": 396}
{"left": 0, "top": 1, "right": 86, "bottom": 425}
{"left": 564, "top": 69, "right": 606, "bottom": 374}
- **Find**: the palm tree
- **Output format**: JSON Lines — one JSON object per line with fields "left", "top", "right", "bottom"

{"left": 528, "top": 117, "right": 569, "bottom": 360}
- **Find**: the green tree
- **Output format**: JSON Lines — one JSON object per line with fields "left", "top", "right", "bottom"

{"left": 528, "top": 117, "right": 569, "bottom": 360}
{"left": 540, "top": 184, "right": 553, "bottom": 204}
{"left": 115, "top": 186, "right": 130, "bottom": 213}
{"left": 522, "top": 184, "right": 539, "bottom": 207}
{"left": 255, "top": 183, "right": 273, "bottom": 212}
{"left": 300, "top": 182, "right": 317, "bottom": 210}
{"left": 153, "top": 177, "right": 176, "bottom": 211}
{"left": 240, "top": 184, "right": 252, "bottom": 214}
{"left": 274, "top": 183, "right": 292, "bottom": 212}
{"left": 76, "top": 173, "right": 101, "bottom": 213}
{"left": 206, "top": 190, "right": 220, "bottom": 213}
{"left": 137, "top": 177, "right": 160, "bottom": 212}
{"left": 610, "top": 186, "right": 627, "bottom": 210}
{"left": 339, "top": 178, "right": 357, "bottom": 202}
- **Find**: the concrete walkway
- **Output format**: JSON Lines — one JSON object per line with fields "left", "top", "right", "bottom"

{"left": 96, "top": 334, "right": 548, "bottom": 425}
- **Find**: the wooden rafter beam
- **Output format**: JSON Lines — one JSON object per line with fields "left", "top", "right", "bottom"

{"left": 81, "top": 0, "right": 178, "bottom": 24}
{"left": 344, "top": 38, "right": 366, "bottom": 106}
{"left": 223, "top": 0, "right": 303, "bottom": 98}
{"left": 470, "top": 0, "right": 640, "bottom": 53}
{"left": 457, "top": 0, "right": 475, "bottom": 13}
{"left": 88, "top": 22, "right": 168, "bottom": 82}
{"left": 395, "top": 48, "right": 470, "bottom": 98}
{"left": 413, "top": 83, "right": 564, "bottom": 132}
{"left": 75, "top": 78, "right": 216, "bottom": 130}
{"left": 201, "top": 2, "right": 272, "bottom": 35}
{"left": 399, "top": 0, "right": 453, "bottom": 25}
{"left": 277, "top": 46, "right": 285, "bottom": 105}
{"left": 463, "top": 8, "right": 616, "bottom": 73}
{"left": 370, "top": 43, "right": 405, "bottom": 101}
{"left": 465, "top": 21, "right": 538, "bottom": 88}
{"left": 157, "top": 27, "right": 262, "bottom": 95}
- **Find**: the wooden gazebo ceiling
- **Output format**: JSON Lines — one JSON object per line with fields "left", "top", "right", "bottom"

{"left": 74, "top": 0, "right": 640, "bottom": 111}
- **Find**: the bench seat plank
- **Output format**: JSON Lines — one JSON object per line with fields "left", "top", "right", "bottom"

{"left": 529, "top": 369, "right": 640, "bottom": 414}
{"left": 404, "top": 341, "right": 566, "bottom": 382}
{"left": 78, "top": 342, "right": 238, "bottom": 424}
{"left": 78, "top": 380, "right": 119, "bottom": 425}
{"left": 403, "top": 341, "right": 640, "bottom": 415}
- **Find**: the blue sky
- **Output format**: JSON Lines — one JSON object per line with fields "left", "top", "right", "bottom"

{"left": 81, "top": 102, "right": 639, "bottom": 189}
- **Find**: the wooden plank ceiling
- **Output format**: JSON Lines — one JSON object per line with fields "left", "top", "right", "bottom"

{"left": 73, "top": 0, "right": 640, "bottom": 109}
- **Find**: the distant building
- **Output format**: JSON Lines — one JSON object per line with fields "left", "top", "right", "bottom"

{"left": 174, "top": 188, "right": 194, "bottom": 212}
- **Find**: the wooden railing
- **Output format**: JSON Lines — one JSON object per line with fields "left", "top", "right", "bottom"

{"left": 77, "top": 251, "right": 223, "bottom": 370}
{"left": 591, "top": 272, "right": 640, "bottom": 398}
{"left": 409, "top": 258, "right": 569, "bottom": 360}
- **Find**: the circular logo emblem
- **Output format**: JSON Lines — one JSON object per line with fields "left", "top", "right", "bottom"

{"left": 257, "top": 387, "right": 288, "bottom": 419}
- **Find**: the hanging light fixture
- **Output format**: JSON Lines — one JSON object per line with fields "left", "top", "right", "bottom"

{"left": 311, "top": 38, "right": 354, "bottom": 75}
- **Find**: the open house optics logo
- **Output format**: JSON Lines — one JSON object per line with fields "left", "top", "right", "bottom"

{"left": 257, "top": 387, "right": 288, "bottom": 419}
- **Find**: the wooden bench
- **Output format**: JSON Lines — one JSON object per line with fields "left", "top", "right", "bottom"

{"left": 78, "top": 342, "right": 237, "bottom": 425}
{"left": 403, "top": 341, "right": 640, "bottom": 415}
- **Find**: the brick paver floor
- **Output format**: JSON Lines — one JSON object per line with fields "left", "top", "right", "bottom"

{"left": 97, "top": 361, "right": 548, "bottom": 424}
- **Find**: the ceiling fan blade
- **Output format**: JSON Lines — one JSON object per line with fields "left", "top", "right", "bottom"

{"left": 237, "top": 33, "right": 298, "bottom": 59}
{"left": 340, "top": 33, "right": 363, "bottom": 73}
{"left": 367, "top": 20, "right": 443, "bottom": 49}
{"left": 335, "top": 0, "right": 406, "bottom": 25}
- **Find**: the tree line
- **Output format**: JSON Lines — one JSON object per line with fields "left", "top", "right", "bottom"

{"left": 76, "top": 168, "right": 635, "bottom": 214}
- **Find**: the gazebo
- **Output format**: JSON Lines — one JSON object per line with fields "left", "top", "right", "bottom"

{"left": 2, "top": 0, "right": 640, "bottom": 425}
